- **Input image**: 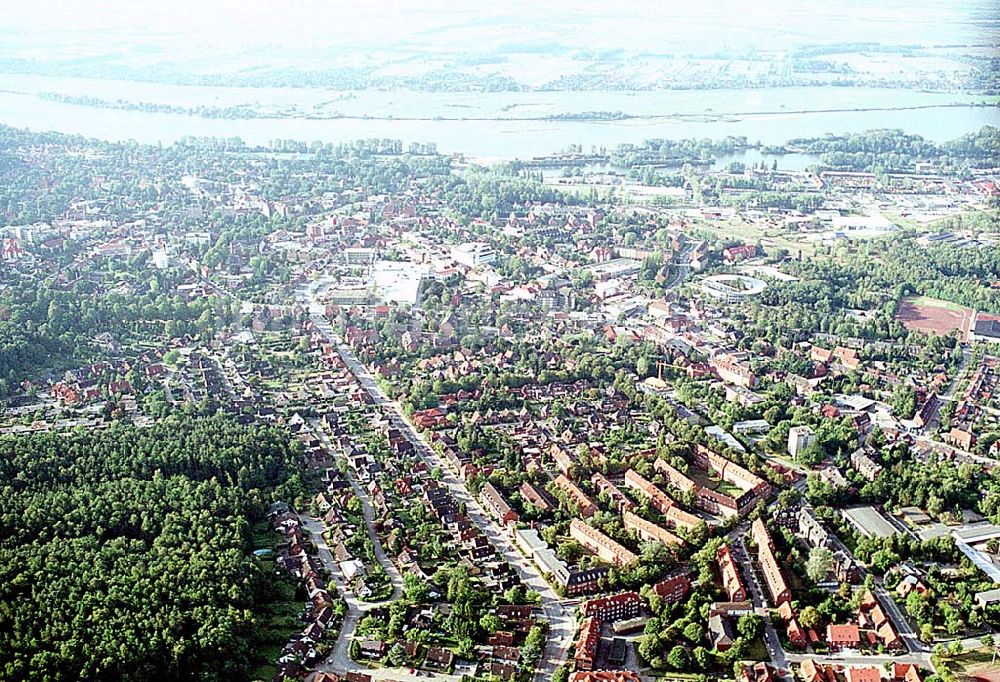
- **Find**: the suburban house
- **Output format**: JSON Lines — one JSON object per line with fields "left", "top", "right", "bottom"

{"left": 826, "top": 623, "right": 862, "bottom": 650}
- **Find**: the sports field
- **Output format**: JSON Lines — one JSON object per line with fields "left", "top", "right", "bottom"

{"left": 895, "top": 295, "right": 975, "bottom": 338}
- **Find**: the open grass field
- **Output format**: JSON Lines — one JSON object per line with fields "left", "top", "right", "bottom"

{"left": 936, "top": 647, "right": 1000, "bottom": 682}
{"left": 908, "top": 295, "right": 969, "bottom": 312}
{"left": 896, "top": 295, "right": 975, "bottom": 338}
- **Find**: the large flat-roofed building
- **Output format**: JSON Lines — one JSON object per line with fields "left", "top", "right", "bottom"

{"left": 700, "top": 274, "right": 766, "bottom": 303}
{"left": 841, "top": 506, "right": 899, "bottom": 539}
{"left": 451, "top": 241, "right": 496, "bottom": 268}
{"left": 345, "top": 247, "right": 377, "bottom": 265}
{"left": 584, "top": 258, "right": 642, "bottom": 281}
{"left": 515, "top": 528, "right": 608, "bottom": 595}
{"left": 372, "top": 260, "right": 425, "bottom": 305}
{"left": 516, "top": 528, "right": 568, "bottom": 584}
{"left": 570, "top": 519, "right": 638, "bottom": 567}
{"left": 973, "top": 318, "right": 1000, "bottom": 343}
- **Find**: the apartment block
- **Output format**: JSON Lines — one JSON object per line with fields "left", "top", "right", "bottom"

{"left": 570, "top": 519, "right": 638, "bottom": 567}
{"left": 717, "top": 544, "right": 747, "bottom": 601}
{"left": 574, "top": 617, "right": 601, "bottom": 671}
{"left": 797, "top": 506, "right": 830, "bottom": 548}
{"left": 751, "top": 518, "right": 791, "bottom": 606}
{"left": 787, "top": 426, "right": 816, "bottom": 459}
{"left": 652, "top": 572, "right": 691, "bottom": 604}
{"left": 519, "top": 481, "right": 555, "bottom": 512}
{"left": 620, "top": 469, "right": 668, "bottom": 511}
{"left": 710, "top": 355, "right": 757, "bottom": 388}
{"left": 850, "top": 448, "right": 884, "bottom": 482}
{"left": 556, "top": 474, "right": 598, "bottom": 518}
{"left": 592, "top": 473, "right": 635, "bottom": 513}
{"left": 582, "top": 591, "right": 643, "bottom": 621}
{"left": 653, "top": 447, "right": 769, "bottom": 519}
{"left": 480, "top": 482, "right": 519, "bottom": 525}
{"left": 623, "top": 510, "right": 684, "bottom": 547}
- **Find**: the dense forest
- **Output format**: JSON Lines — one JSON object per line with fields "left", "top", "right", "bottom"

{"left": 784, "top": 126, "right": 1000, "bottom": 173}
{"left": 0, "top": 415, "right": 303, "bottom": 681}
{"left": 734, "top": 235, "right": 1000, "bottom": 345}
{"left": 0, "top": 272, "right": 236, "bottom": 396}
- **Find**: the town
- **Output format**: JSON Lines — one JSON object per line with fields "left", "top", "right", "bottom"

{"left": 1, "top": 122, "right": 1000, "bottom": 682}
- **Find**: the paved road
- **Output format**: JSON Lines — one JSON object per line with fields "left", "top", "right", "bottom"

{"left": 818, "top": 510, "right": 926, "bottom": 656}
{"left": 301, "top": 514, "right": 368, "bottom": 674}
{"left": 732, "top": 526, "right": 934, "bottom": 676}
{"left": 874, "top": 583, "right": 924, "bottom": 654}
{"left": 918, "top": 345, "right": 972, "bottom": 438}
{"left": 784, "top": 652, "right": 931, "bottom": 667}
{"left": 937, "top": 346, "right": 973, "bottom": 403}
{"left": 311, "top": 419, "right": 404, "bottom": 602}
{"left": 309, "top": 313, "right": 577, "bottom": 682}
{"left": 732, "top": 533, "right": 790, "bottom": 676}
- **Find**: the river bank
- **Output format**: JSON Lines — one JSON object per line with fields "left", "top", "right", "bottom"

{"left": 0, "top": 74, "right": 996, "bottom": 159}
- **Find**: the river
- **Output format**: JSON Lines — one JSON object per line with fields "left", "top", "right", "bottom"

{"left": 0, "top": 74, "right": 996, "bottom": 160}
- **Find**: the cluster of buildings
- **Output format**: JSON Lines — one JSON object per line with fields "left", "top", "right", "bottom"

{"left": 654, "top": 444, "right": 771, "bottom": 518}
{"left": 269, "top": 505, "right": 340, "bottom": 680}
{"left": 800, "top": 661, "right": 923, "bottom": 682}
{"left": 623, "top": 468, "right": 702, "bottom": 531}
{"left": 573, "top": 592, "right": 643, "bottom": 674}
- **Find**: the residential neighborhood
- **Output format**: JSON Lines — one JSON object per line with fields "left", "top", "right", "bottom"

{"left": 1, "top": 96, "right": 1000, "bottom": 682}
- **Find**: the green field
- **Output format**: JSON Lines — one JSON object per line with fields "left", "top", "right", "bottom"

{"left": 906, "top": 295, "right": 971, "bottom": 313}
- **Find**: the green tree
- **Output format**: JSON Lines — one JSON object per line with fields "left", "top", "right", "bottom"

{"left": 667, "top": 645, "right": 690, "bottom": 671}
{"left": 806, "top": 546, "right": 834, "bottom": 583}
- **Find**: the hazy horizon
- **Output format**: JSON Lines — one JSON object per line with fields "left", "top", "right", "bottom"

{"left": 2, "top": 0, "right": 997, "bottom": 77}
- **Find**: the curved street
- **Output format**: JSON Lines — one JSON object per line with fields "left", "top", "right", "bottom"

{"left": 308, "top": 312, "right": 577, "bottom": 682}
{"left": 311, "top": 417, "right": 405, "bottom": 602}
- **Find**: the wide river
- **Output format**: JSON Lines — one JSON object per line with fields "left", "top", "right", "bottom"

{"left": 0, "top": 74, "right": 996, "bottom": 160}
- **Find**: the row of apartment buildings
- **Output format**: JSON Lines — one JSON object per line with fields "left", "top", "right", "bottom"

{"left": 653, "top": 445, "right": 770, "bottom": 518}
